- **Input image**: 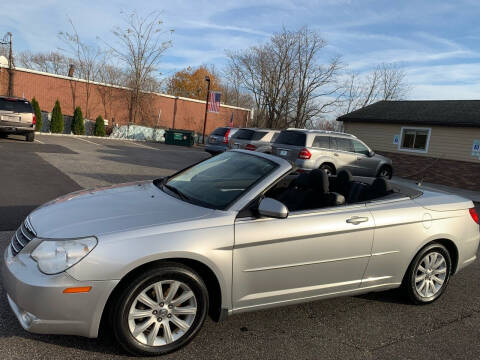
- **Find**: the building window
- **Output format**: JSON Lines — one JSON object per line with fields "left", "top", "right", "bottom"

{"left": 399, "top": 127, "right": 431, "bottom": 153}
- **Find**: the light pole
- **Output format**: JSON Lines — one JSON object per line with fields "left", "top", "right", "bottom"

{"left": 0, "top": 32, "right": 13, "bottom": 96}
{"left": 201, "top": 76, "right": 211, "bottom": 144}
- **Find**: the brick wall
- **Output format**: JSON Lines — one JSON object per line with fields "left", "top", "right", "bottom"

{"left": 0, "top": 67, "right": 250, "bottom": 134}
{"left": 378, "top": 151, "right": 480, "bottom": 191}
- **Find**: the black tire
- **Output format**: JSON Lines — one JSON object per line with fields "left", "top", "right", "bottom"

{"left": 319, "top": 163, "right": 335, "bottom": 176}
{"left": 25, "top": 132, "right": 35, "bottom": 142}
{"left": 0, "top": 133, "right": 7, "bottom": 138}
{"left": 402, "top": 243, "right": 451, "bottom": 305}
{"left": 111, "top": 263, "right": 209, "bottom": 356}
{"left": 377, "top": 165, "right": 392, "bottom": 179}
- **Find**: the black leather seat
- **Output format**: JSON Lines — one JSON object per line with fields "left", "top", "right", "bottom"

{"left": 367, "top": 177, "right": 393, "bottom": 200}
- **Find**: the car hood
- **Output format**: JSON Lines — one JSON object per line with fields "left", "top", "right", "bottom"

{"left": 28, "top": 181, "right": 214, "bottom": 238}
{"left": 373, "top": 153, "right": 391, "bottom": 163}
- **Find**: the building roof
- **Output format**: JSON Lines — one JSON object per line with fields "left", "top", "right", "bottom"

{"left": 337, "top": 100, "right": 480, "bottom": 128}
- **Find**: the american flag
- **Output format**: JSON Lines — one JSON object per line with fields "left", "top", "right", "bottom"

{"left": 208, "top": 91, "right": 221, "bottom": 113}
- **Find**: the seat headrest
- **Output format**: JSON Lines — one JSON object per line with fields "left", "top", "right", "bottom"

{"left": 337, "top": 169, "right": 353, "bottom": 185}
{"left": 310, "top": 169, "right": 329, "bottom": 193}
{"left": 294, "top": 173, "right": 312, "bottom": 188}
{"left": 370, "top": 178, "right": 392, "bottom": 196}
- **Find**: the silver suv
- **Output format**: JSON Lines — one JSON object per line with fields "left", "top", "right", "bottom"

{"left": 228, "top": 128, "right": 279, "bottom": 153}
{"left": 271, "top": 129, "right": 393, "bottom": 178}
{"left": 0, "top": 96, "right": 36, "bottom": 142}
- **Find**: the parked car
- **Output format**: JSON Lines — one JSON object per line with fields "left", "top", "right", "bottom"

{"left": 271, "top": 129, "right": 393, "bottom": 178}
{"left": 204, "top": 127, "right": 237, "bottom": 155}
{"left": 3, "top": 150, "right": 479, "bottom": 356}
{"left": 228, "top": 128, "right": 279, "bottom": 153}
{"left": 0, "top": 96, "right": 36, "bottom": 142}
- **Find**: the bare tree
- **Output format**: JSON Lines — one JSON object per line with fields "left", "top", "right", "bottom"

{"left": 96, "top": 57, "right": 127, "bottom": 120}
{"left": 106, "top": 11, "right": 173, "bottom": 123}
{"left": 58, "top": 19, "right": 102, "bottom": 118}
{"left": 17, "top": 51, "right": 72, "bottom": 75}
{"left": 339, "top": 63, "right": 410, "bottom": 115}
{"left": 227, "top": 27, "right": 342, "bottom": 129}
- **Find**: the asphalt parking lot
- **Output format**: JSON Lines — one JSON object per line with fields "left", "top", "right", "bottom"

{"left": 1, "top": 133, "right": 479, "bottom": 360}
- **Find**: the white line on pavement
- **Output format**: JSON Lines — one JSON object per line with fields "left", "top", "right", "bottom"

{"left": 125, "top": 140, "right": 209, "bottom": 155}
{"left": 34, "top": 139, "right": 44, "bottom": 144}
{"left": 74, "top": 137, "right": 101, "bottom": 146}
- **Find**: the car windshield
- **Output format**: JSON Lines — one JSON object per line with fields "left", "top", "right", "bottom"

{"left": 274, "top": 131, "right": 306, "bottom": 146}
{"left": 162, "top": 151, "right": 278, "bottom": 209}
{"left": 0, "top": 98, "right": 32, "bottom": 113}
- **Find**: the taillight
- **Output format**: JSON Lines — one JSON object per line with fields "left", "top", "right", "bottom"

{"left": 32, "top": 114, "right": 36, "bottom": 125}
{"left": 469, "top": 208, "right": 479, "bottom": 224}
{"left": 245, "top": 144, "right": 256, "bottom": 151}
{"left": 298, "top": 148, "right": 311, "bottom": 160}
{"left": 223, "top": 129, "right": 231, "bottom": 144}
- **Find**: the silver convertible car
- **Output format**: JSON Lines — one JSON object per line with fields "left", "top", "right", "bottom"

{"left": 2, "top": 150, "right": 479, "bottom": 356}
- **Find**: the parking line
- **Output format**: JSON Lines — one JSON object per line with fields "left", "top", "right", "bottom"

{"left": 74, "top": 137, "right": 101, "bottom": 146}
{"left": 34, "top": 139, "right": 44, "bottom": 144}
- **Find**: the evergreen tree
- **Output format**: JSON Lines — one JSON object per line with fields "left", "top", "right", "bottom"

{"left": 50, "top": 100, "right": 64, "bottom": 133}
{"left": 94, "top": 115, "right": 106, "bottom": 137}
{"left": 31, "top": 97, "right": 42, "bottom": 132}
{"left": 72, "top": 106, "right": 85, "bottom": 135}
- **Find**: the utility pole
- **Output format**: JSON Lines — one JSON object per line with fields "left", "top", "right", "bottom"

{"left": 1, "top": 32, "right": 13, "bottom": 96}
{"left": 201, "top": 76, "right": 211, "bottom": 144}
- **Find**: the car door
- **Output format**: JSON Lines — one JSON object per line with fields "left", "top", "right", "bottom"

{"left": 351, "top": 139, "right": 378, "bottom": 177}
{"left": 232, "top": 203, "right": 375, "bottom": 311}
{"left": 331, "top": 137, "right": 361, "bottom": 175}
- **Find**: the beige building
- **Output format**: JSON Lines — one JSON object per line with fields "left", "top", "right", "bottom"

{"left": 338, "top": 100, "right": 480, "bottom": 190}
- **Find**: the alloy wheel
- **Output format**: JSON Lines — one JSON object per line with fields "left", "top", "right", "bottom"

{"left": 414, "top": 252, "right": 447, "bottom": 298}
{"left": 128, "top": 280, "right": 197, "bottom": 346}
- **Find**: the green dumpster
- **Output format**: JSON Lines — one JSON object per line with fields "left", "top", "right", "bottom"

{"left": 164, "top": 129, "right": 195, "bottom": 147}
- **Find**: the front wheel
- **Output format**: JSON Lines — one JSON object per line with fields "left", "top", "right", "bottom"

{"left": 403, "top": 243, "right": 451, "bottom": 304}
{"left": 111, "top": 264, "right": 209, "bottom": 356}
{"left": 377, "top": 165, "right": 392, "bottom": 179}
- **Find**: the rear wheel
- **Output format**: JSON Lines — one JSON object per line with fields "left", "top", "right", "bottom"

{"left": 111, "top": 263, "right": 209, "bottom": 356}
{"left": 319, "top": 164, "right": 335, "bottom": 176}
{"left": 25, "top": 132, "right": 35, "bottom": 142}
{"left": 403, "top": 243, "right": 451, "bottom": 304}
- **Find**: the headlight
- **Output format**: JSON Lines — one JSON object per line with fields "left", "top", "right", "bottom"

{"left": 31, "top": 237, "right": 97, "bottom": 275}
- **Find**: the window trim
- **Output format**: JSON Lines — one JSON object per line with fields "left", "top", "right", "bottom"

{"left": 398, "top": 126, "right": 431, "bottom": 153}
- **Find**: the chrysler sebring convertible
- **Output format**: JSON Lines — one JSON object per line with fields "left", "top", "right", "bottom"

{"left": 2, "top": 150, "right": 479, "bottom": 356}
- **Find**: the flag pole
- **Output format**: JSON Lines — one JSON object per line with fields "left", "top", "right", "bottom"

{"left": 201, "top": 76, "right": 211, "bottom": 144}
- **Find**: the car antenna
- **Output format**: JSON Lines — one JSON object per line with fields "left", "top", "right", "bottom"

{"left": 414, "top": 156, "right": 442, "bottom": 187}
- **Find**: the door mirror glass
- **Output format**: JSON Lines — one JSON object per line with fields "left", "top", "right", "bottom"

{"left": 258, "top": 198, "right": 288, "bottom": 219}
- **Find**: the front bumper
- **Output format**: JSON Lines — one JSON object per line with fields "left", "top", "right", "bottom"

{"left": 2, "top": 246, "right": 118, "bottom": 338}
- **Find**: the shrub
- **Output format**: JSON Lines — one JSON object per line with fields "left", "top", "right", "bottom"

{"left": 94, "top": 115, "right": 106, "bottom": 137}
{"left": 71, "top": 106, "right": 85, "bottom": 135}
{"left": 31, "top": 97, "right": 42, "bottom": 132}
{"left": 50, "top": 100, "right": 64, "bottom": 133}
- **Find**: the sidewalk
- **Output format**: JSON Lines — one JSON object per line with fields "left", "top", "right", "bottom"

{"left": 392, "top": 176, "right": 480, "bottom": 203}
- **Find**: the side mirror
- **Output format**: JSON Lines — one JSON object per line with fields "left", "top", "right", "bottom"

{"left": 369, "top": 150, "right": 375, "bottom": 157}
{"left": 258, "top": 198, "right": 288, "bottom": 219}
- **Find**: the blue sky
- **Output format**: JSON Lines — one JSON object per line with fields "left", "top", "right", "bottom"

{"left": 1, "top": 0, "right": 480, "bottom": 99}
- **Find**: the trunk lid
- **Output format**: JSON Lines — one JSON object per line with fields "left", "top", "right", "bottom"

{"left": 414, "top": 188, "right": 473, "bottom": 211}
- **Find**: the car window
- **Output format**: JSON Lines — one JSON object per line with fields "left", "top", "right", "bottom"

{"left": 0, "top": 98, "right": 33, "bottom": 113}
{"left": 164, "top": 152, "right": 278, "bottom": 209}
{"left": 352, "top": 140, "right": 370, "bottom": 156}
{"left": 270, "top": 132, "right": 280, "bottom": 142}
{"left": 211, "top": 127, "right": 228, "bottom": 136}
{"left": 335, "top": 138, "right": 354, "bottom": 152}
{"left": 252, "top": 131, "right": 268, "bottom": 141}
{"left": 312, "top": 136, "right": 330, "bottom": 149}
{"left": 274, "top": 131, "right": 306, "bottom": 146}
{"left": 232, "top": 129, "right": 258, "bottom": 140}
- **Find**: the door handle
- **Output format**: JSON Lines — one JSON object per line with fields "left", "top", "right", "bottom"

{"left": 346, "top": 216, "right": 369, "bottom": 225}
